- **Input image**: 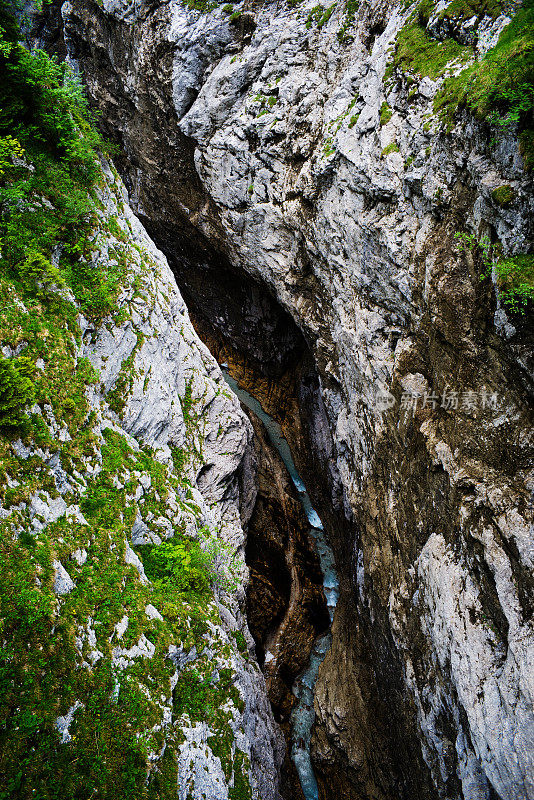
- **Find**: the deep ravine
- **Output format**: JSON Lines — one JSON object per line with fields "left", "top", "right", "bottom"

{"left": 221, "top": 370, "right": 340, "bottom": 800}
{"left": 32, "top": 0, "right": 534, "bottom": 796}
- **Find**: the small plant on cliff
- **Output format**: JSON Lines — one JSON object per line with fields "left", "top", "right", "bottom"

{"left": 381, "top": 141, "right": 400, "bottom": 156}
{"left": 455, "top": 231, "right": 534, "bottom": 313}
{"left": 0, "top": 354, "right": 35, "bottom": 427}
{"left": 138, "top": 538, "right": 213, "bottom": 597}
{"left": 491, "top": 254, "right": 534, "bottom": 312}
{"left": 491, "top": 184, "right": 516, "bottom": 206}
{"left": 380, "top": 101, "right": 393, "bottom": 125}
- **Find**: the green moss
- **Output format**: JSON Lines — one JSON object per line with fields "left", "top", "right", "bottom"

{"left": 171, "top": 445, "right": 187, "bottom": 475}
{"left": 385, "top": 14, "right": 471, "bottom": 82}
{"left": 180, "top": 377, "right": 194, "bottom": 425}
{"left": 106, "top": 331, "right": 145, "bottom": 416}
{"left": 229, "top": 752, "right": 253, "bottom": 800}
{"left": 185, "top": 0, "right": 219, "bottom": 11}
{"left": 382, "top": 141, "right": 400, "bottom": 156}
{"left": 0, "top": 354, "right": 34, "bottom": 427}
{"left": 337, "top": 0, "right": 358, "bottom": 41}
{"left": 380, "top": 102, "right": 393, "bottom": 125}
{"left": 438, "top": 0, "right": 505, "bottom": 22}
{"left": 233, "top": 630, "right": 247, "bottom": 654}
{"left": 491, "top": 184, "right": 516, "bottom": 206}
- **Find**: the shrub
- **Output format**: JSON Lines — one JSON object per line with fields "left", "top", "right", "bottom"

{"left": 17, "top": 249, "right": 63, "bottom": 295}
{"left": 455, "top": 232, "right": 533, "bottom": 314}
{"left": 138, "top": 538, "right": 212, "bottom": 597}
{"left": 492, "top": 254, "right": 534, "bottom": 313}
{"left": 0, "top": 354, "right": 35, "bottom": 426}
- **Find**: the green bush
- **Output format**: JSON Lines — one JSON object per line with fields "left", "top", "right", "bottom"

{"left": 17, "top": 249, "right": 63, "bottom": 295}
{"left": 138, "top": 538, "right": 212, "bottom": 597}
{"left": 455, "top": 232, "right": 533, "bottom": 314}
{"left": 492, "top": 254, "right": 534, "bottom": 313}
{"left": 0, "top": 5, "right": 124, "bottom": 321}
{"left": 0, "top": 354, "right": 35, "bottom": 426}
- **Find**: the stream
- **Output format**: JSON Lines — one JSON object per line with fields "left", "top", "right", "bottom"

{"left": 221, "top": 369, "right": 340, "bottom": 800}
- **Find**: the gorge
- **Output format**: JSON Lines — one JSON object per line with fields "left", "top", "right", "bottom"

{"left": 0, "top": 0, "right": 533, "bottom": 798}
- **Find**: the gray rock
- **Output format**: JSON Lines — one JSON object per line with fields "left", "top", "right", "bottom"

{"left": 53, "top": 560, "right": 76, "bottom": 596}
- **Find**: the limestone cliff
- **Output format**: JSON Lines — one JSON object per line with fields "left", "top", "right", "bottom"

{"left": 17, "top": 0, "right": 534, "bottom": 798}
{"left": 0, "top": 143, "right": 283, "bottom": 795}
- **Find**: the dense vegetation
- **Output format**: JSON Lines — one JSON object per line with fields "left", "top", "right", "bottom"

{"left": 0, "top": 4, "right": 251, "bottom": 798}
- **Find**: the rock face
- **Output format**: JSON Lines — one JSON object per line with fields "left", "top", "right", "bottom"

{"left": 42, "top": 0, "right": 534, "bottom": 798}
{"left": 0, "top": 156, "right": 283, "bottom": 798}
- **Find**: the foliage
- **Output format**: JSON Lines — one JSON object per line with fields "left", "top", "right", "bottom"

{"left": 107, "top": 331, "right": 144, "bottom": 416}
{"left": 0, "top": 353, "right": 34, "bottom": 426}
{"left": 380, "top": 101, "right": 393, "bottom": 125}
{"left": 306, "top": 3, "right": 336, "bottom": 29}
{"left": 0, "top": 6, "right": 126, "bottom": 321}
{"left": 454, "top": 230, "right": 493, "bottom": 264}
{"left": 337, "top": 0, "right": 359, "bottom": 42}
{"left": 492, "top": 254, "right": 534, "bottom": 312}
{"left": 454, "top": 231, "right": 533, "bottom": 313}
{"left": 138, "top": 538, "right": 213, "bottom": 597}
{"left": 437, "top": 0, "right": 505, "bottom": 21}
{"left": 434, "top": 0, "right": 534, "bottom": 166}
{"left": 381, "top": 141, "right": 400, "bottom": 156}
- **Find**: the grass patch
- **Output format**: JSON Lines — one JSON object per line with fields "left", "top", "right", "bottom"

{"left": 306, "top": 3, "right": 336, "bottom": 28}
{"left": 385, "top": 8, "right": 472, "bottom": 81}
{"left": 491, "top": 184, "right": 516, "bottom": 205}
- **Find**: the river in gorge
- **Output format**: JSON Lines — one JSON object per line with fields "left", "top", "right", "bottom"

{"left": 221, "top": 369, "right": 340, "bottom": 800}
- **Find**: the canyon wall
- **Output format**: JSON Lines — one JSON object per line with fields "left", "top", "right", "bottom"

{"left": 34, "top": 0, "right": 534, "bottom": 798}
{"left": 0, "top": 152, "right": 283, "bottom": 797}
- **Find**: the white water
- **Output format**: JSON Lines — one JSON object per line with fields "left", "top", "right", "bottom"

{"left": 221, "top": 369, "right": 340, "bottom": 800}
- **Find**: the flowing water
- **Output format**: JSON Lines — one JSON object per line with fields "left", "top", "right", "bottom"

{"left": 220, "top": 369, "right": 340, "bottom": 800}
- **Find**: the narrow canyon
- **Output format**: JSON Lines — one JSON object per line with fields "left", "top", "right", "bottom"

{"left": 0, "top": 0, "right": 532, "bottom": 798}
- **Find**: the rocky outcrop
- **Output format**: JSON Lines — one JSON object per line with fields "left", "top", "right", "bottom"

{"left": 0, "top": 156, "right": 283, "bottom": 798}
{"left": 41, "top": 0, "right": 534, "bottom": 798}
